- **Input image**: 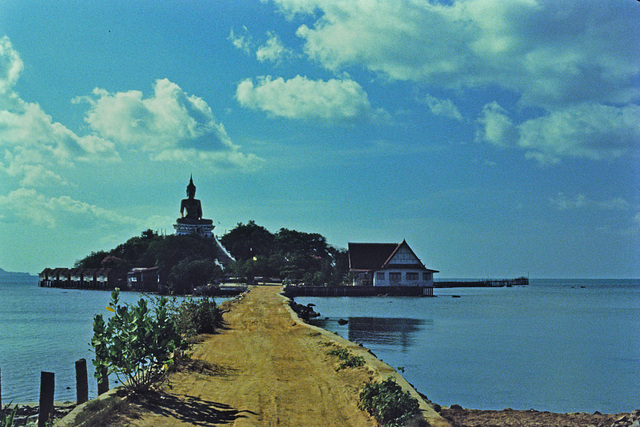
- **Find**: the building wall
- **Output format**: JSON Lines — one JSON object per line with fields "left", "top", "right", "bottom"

{"left": 373, "top": 269, "right": 434, "bottom": 287}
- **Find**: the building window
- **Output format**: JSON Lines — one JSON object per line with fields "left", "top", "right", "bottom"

{"left": 423, "top": 272, "right": 431, "bottom": 281}
{"left": 407, "top": 272, "right": 419, "bottom": 280}
{"left": 376, "top": 272, "right": 385, "bottom": 280}
{"left": 389, "top": 272, "right": 401, "bottom": 281}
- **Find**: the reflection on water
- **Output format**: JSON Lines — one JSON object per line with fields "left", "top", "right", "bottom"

{"left": 310, "top": 317, "right": 431, "bottom": 351}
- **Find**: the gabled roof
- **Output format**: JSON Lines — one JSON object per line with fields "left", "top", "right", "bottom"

{"left": 348, "top": 243, "right": 399, "bottom": 271}
{"left": 348, "top": 240, "right": 438, "bottom": 272}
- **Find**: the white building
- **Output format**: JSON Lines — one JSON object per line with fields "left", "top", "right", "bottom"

{"left": 348, "top": 241, "right": 438, "bottom": 290}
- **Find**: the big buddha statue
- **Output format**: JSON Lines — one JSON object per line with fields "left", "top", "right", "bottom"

{"left": 172, "top": 176, "right": 235, "bottom": 265}
{"left": 177, "top": 176, "right": 213, "bottom": 225}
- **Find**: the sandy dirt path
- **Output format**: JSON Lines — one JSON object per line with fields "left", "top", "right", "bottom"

{"left": 122, "top": 285, "right": 444, "bottom": 427}
{"left": 139, "top": 285, "right": 374, "bottom": 426}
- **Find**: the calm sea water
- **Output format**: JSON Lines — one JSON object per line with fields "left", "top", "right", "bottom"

{"left": 298, "top": 279, "right": 640, "bottom": 414}
{"left": 0, "top": 277, "right": 227, "bottom": 403}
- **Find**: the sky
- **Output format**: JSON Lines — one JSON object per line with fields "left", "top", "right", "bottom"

{"left": 0, "top": 0, "right": 638, "bottom": 278}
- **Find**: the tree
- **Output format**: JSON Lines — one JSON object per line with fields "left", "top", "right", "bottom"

{"left": 219, "top": 221, "right": 349, "bottom": 285}
{"left": 141, "top": 229, "right": 158, "bottom": 239}
{"left": 274, "top": 228, "right": 332, "bottom": 283}
{"left": 75, "top": 250, "right": 110, "bottom": 268}
{"left": 220, "top": 220, "right": 274, "bottom": 261}
{"left": 167, "top": 258, "right": 221, "bottom": 294}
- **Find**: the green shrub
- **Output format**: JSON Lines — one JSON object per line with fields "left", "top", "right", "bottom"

{"left": 327, "top": 347, "right": 365, "bottom": 370}
{"left": 91, "top": 289, "right": 188, "bottom": 392}
{"left": 169, "top": 297, "right": 222, "bottom": 336}
{"left": 359, "top": 377, "right": 420, "bottom": 427}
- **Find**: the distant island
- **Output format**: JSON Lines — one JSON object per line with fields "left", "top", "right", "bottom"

{"left": 37, "top": 177, "right": 525, "bottom": 295}
{"left": 0, "top": 267, "right": 36, "bottom": 280}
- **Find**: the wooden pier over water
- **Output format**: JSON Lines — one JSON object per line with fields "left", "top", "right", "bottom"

{"left": 434, "top": 277, "right": 529, "bottom": 288}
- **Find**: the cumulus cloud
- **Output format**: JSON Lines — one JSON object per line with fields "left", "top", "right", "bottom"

{"left": 549, "top": 192, "right": 631, "bottom": 211}
{"left": 0, "top": 36, "right": 23, "bottom": 94}
{"left": 420, "top": 94, "right": 463, "bottom": 121}
{"left": 256, "top": 31, "right": 294, "bottom": 63}
{"left": 477, "top": 102, "right": 640, "bottom": 164}
{"left": 476, "top": 102, "right": 517, "bottom": 148}
{"left": 228, "top": 26, "right": 252, "bottom": 54}
{"left": 236, "top": 75, "right": 381, "bottom": 120}
{"left": 230, "top": 27, "right": 294, "bottom": 64}
{"left": 0, "top": 37, "right": 119, "bottom": 186}
{"left": 0, "top": 188, "right": 141, "bottom": 228}
{"left": 270, "top": 0, "right": 639, "bottom": 163}
{"left": 275, "top": 0, "right": 639, "bottom": 107}
{"left": 76, "top": 78, "right": 261, "bottom": 168}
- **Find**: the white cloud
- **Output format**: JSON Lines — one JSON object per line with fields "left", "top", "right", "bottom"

{"left": 420, "top": 94, "right": 463, "bottom": 121}
{"left": 549, "top": 192, "right": 631, "bottom": 211}
{"left": 0, "top": 36, "right": 23, "bottom": 94}
{"left": 269, "top": 0, "right": 639, "bottom": 163}
{"left": 76, "top": 78, "right": 261, "bottom": 168}
{"left": 236, "top": 75, "right": 380, "bottom": 120}
{"left": 256, "top": 31, "right": 294, "bottom": 63}
{"left": 0, "top": 37, "right": 119, "bottom": 186}
{"left": 228, "top": 26, "right": 252, "bottom": 54}
{"left": 477, "top": 102, "right": 640, "bottom": 164}
{"left": 0, "top": 188, "right": 141, "bottom": 228}
{"left": 230, "top": 27, "right": 294, "bottom": 64}
{"left": 476, "top": 102, "right": 517, "bottom": 148}
{"left": 276, "top": 0, "right": 639, "bottom": 108}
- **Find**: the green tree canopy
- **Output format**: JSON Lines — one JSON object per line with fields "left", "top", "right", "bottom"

{"left": 220, "top": 222, "right": 348, "bottom": 285}
{"left": 220, "top": 220, "right": 275, "bottom": 261}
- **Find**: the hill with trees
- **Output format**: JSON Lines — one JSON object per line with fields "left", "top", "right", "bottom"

{"left": 74, "top": 222, "right": 349, "bottom": 294}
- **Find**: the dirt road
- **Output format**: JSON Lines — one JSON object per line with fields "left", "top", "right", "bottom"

{"left": 97, "top": 285, "right": 447, "bottom": 427}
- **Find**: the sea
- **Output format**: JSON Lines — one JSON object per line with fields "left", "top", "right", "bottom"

{"left": 298, "top": 279, "right": 640, "bottom": 414}
{"left": 0, "top": 277, "right": 638, "bottom": 414}
{"left": 0, "top": 276, "right": 224, "bottom": 404}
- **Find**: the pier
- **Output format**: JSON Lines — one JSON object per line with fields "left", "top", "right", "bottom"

{"left": 284, "top": 285, "right": 434, "bottom": 297}
{"left": 435, "top": 277, "right": 529, "bottom": 288}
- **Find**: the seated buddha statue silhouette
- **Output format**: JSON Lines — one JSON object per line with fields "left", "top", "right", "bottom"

{"left": 177, "top": 176, "right": 213, "bottom": 225}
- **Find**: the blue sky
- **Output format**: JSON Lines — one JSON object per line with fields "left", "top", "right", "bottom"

{"left": 0, "top": 0, "right": 638, "bottom": 278}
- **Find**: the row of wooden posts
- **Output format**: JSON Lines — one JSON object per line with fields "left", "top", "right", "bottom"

{"left": 0, "top": 360, "right": 108, "bottom": 427}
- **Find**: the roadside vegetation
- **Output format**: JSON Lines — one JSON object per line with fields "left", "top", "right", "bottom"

{"left": 326, "top": 347, "right": 365, "bottom": 371}
{"left": 168, "top": 296, "right": 222, "bottom": 337}
{"left": 91, "top": 289, "right": 188, "bottom": 392}
{"left": 359, "top": 377, "right": 421, "bottom": 427}
{"left": 91, "top": 289, "right": 223, "bottom": 393}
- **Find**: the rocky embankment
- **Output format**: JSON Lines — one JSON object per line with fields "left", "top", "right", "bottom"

{"left": 439, "top": 406, "right": 639, "bottom": 427}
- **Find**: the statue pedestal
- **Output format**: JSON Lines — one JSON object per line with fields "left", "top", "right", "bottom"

{"left": 173, "top": 222, "right": 215, "bottom": 238}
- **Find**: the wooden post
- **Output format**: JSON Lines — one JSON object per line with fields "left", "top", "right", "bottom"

{"left": 97, "top": 366, "right": 109, "bottom": 395}
{"left": 0, "top": 366, "right": 2, "bottom": 409}
{"left": 38, "top": 371, "right": 55, "bottom": 427}
{"left": 75, "top": 359, "right": 88, "bottom": 404}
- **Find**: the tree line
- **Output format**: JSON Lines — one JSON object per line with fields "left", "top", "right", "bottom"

{"left": 75, "top": 221, "right": 350, "bottom": 294}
